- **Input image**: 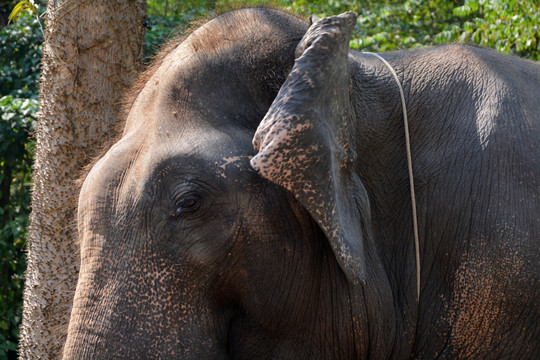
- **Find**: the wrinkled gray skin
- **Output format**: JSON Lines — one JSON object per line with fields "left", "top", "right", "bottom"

{"left": 63, "top": 8, "right": 539, "bottom": 359}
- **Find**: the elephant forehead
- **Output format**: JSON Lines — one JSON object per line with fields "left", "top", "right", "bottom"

{"left": 80, "top": 127, "right": 254, "bottom": 206}
{"left": 123, "top": 25, "right": 231, "bottom": 134}
{"left": 123, "top": 66, "right": 194, "bottom": 135}
{"left": 123, "top": 9, "right": 307, "bottom": 136}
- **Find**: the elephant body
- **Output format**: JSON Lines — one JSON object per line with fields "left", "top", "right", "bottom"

{"left": 63, "top": 8, "right": 539, "bottom": 359}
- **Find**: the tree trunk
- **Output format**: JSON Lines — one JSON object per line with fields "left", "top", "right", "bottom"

{"left": 19, "top": 1, "right": 146, "bottom": 358}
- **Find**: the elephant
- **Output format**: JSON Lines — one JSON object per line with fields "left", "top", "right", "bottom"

{"left": 62, "top": 8, "right": 539, "bottom": 359}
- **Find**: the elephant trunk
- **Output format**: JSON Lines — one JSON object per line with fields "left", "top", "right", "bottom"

{"left": 62, "top": 248, "right": 228, "bottom": 359}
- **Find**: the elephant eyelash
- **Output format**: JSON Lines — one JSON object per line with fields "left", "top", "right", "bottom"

{"left": 170, "top": 194, "right": 201, "bottom": 219}
{"left": 169, "top": 179, "right": 216, "bottom": 219}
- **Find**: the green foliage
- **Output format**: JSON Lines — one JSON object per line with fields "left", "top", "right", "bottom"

{"left": 148, "top": 0, "right": 215, "bottom": 17}
{"left": 0, "top": 10, "right": 41, "bottom": 360}
{"left": 145, "top": 0, "right": 224, "bottom": 57}
{"left": 145, "top": 8, "right": 208, "bottom": 58}
{"left": 350, "top": 0, "right": 464, "bottom": 52}
{"left": 8, "top": 0, "right": 38, "bottom": 24}
{"left": 452, "top": 0, "right": 539, "bottom": 60}
{"left": 282, "top": 0, "right": 539, "bottom": 60}
{"left": 1, "top": 14, "right": 41, "bottom": 97}
{"left": 283, "top": 0, "right": 358, "bottom": 15}
{"left": 146, "top": 1, "right": 540, "bottom": 60}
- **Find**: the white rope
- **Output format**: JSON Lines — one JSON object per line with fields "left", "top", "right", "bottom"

{"left": 364, "top": 52, "right": 421, "bottom": 302}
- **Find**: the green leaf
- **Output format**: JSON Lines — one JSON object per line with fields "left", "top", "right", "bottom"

{"left": 8, "top": 1, "right": 38, "bottom": 24}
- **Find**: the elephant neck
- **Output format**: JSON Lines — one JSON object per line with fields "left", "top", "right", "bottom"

{"left": 348, "top": 50, "right": 421, "bottom": 356}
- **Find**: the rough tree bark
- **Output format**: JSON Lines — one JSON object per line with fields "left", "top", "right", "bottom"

{"left": 19, "top": 1, "right": 146, "bottom": 358}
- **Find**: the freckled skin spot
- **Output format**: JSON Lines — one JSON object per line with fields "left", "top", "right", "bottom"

{"left": 442, "top": 231, "right": 537, "bottom": 358}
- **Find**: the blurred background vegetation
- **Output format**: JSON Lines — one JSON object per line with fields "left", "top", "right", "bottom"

{"left": 1, "top": 0, "right": 538, "bottom": 357}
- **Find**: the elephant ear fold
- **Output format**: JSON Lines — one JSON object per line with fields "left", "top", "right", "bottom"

{"left": 251, "top": 12, "right": 366, "bottom": 284}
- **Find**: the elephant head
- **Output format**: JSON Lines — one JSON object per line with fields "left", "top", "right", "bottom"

{"left": 64, "top": 7, "right": 540, "bottom": 360}
{"left": 63, "top": 9, "right": 394, "bottom": 359}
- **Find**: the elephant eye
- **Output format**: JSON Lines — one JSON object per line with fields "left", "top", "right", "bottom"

{"left": 171, "top": 197, "right": 200, "bottom": 218}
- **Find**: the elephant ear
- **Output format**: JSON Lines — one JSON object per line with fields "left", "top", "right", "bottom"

{"left": 251, "top": 12, "right": 366, "bottom": 284}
